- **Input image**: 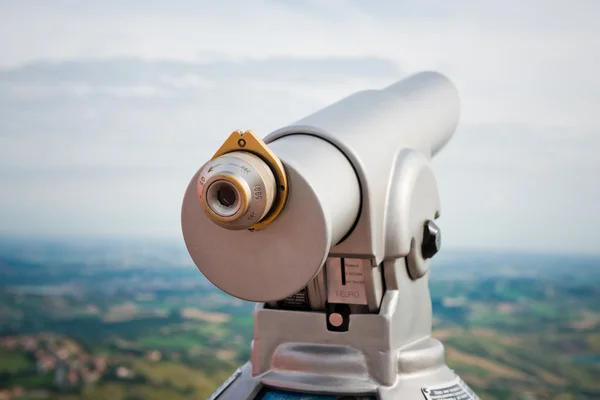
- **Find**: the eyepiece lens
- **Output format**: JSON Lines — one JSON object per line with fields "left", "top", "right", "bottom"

{"left": 197, "top": 151, "right": 278, "bottom": 229}
{"left": 217, "top": 186, "right": 237, "bottom": 207}
{"left": 205, "top": 179, "right": 243, "bottom": 219}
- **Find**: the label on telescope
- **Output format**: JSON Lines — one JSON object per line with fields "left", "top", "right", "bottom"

{"left": 326, "top": 258, "right": 368, "bottom": 305}
{"left": 421, "top": 375, "right": 480, "bottom": 400}
{"left": 278, "top": 287, "right": 310, "bottom": 311}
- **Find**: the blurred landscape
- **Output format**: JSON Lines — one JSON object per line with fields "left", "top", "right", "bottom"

{"left": 0, "top": 237, "right": 599, "bottom": 400}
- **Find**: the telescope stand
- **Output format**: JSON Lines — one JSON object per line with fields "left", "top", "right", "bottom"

{"left": 207, "top": 258, "right": 480, "bottom": 400}
{"left": 179, "top": 72, "right": 481, "bottom": 400}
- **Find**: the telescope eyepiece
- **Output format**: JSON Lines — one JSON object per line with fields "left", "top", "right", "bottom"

{"left": 198, "top": 151, "right": 276, "bottom": 230}
{"left": 205, "top": 177, "right": 247, "bottom": 219}
{"left": 215, "top": 184, "right": 237, "bottom": 207}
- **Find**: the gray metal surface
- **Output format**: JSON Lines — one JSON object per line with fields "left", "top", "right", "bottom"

{"left": 210, "top": 338, "right": 466, "bottom": 399}
{"left": 180, "top": 72, "right": 477, "bottom": 399}
{"left": 182, "top": 134, "right": 360, "bottom": 302}
{"left": 210, "top": 255, "right": 458, "bottom": 399}
{"left": 249, "top": 258, "right": 433, "bottom": 385}
{"left": 264, "top": 71, "right": 459, "bottom": 264}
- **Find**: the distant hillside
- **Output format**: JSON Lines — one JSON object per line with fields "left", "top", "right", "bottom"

{"left": 0, "top": 238, "right": 598, "bottom": 399}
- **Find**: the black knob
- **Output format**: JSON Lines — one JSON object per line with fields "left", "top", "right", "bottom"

{"left": 421, "top": 220, "right": 441, "bottom": 259}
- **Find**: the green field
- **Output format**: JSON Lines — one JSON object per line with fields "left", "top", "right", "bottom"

{"left": 0, "top": 350, "right": 32, "bottom": 373}
{"left": 0, "top": 240, "right": 598, "bottom": 400}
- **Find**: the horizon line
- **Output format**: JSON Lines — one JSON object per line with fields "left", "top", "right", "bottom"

{"left": 0, "top": 233, "right": 598, "bottom": 260}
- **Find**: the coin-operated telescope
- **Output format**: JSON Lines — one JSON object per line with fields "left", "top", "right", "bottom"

{"left": 181, "top": 72, "right": 480, "bottom": 399}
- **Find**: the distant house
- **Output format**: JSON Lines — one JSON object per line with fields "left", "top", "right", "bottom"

{"left": 54, "top": 361, "right": 68, "bottom": 389}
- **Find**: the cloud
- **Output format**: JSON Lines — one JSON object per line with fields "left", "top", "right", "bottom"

{"left": 0, "top": 57, "right": 598, "bottom": 255}
{"left": 0, "top": 56, "right": 403, "bottom": 240}
{"left": 434, "top": 122, "right": 600, "bottom": 254}
{"left": 1, "top": 0, "right": 598, "bottom": 130}
{"left": 0, "top": 57, "right": 401, "bottom": 169}
{"left": 0, "top": 1, "right": 598, "bottom": 254}
{"left": 0, "top": 58, "right": 400, "bottom": 86}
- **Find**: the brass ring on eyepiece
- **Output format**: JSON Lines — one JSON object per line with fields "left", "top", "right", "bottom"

{"left": 209, "top": 130, "right": 288, "bottom": 230}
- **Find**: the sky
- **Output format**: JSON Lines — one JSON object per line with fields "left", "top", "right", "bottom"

{"left": 0, "top": 0, "right": 599, "bottom": 255}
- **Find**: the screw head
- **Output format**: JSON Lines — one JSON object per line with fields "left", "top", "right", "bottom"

{"left": 328, "top": 313, "right": 343, "bottom": 327}
{"left": 421, "top": 220, "right": 441, "bottom": 259}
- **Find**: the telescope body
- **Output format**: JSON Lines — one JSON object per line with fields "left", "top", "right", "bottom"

{"left": 180, "top": 72, "right": 480, "bottom": 399}
{"left": 182, "top": 72, "right": 458, "bottom": 303}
